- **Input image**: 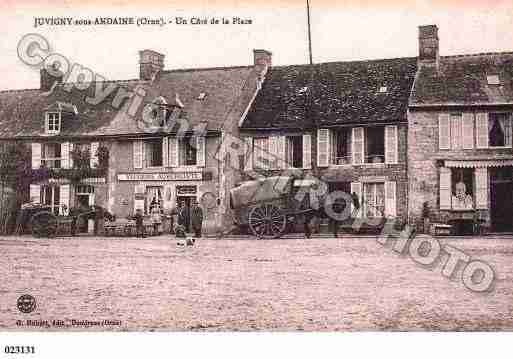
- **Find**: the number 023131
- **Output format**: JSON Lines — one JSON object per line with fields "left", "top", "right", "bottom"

{"left": 4, "top": 346, "right": 35, "bottom": 354}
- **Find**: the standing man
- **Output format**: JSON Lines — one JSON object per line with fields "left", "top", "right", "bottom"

{"left": 191, "top": 201, "right": 204, "bottom": 238}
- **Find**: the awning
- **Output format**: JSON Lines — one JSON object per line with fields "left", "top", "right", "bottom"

{"left": 445, "top": 159, "right": 513, "bottom": 168}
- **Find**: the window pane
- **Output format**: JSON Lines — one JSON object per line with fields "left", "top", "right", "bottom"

{"left": 451, "top": 168, "right": 474, "bottom": 210}
{"left": 145, "top": 139, "right": 163, "bottom": 167}
{"left": 365, "top": 127, "right": 385, "bottom": 163}
{"left": 489, "top": 113, "right": 509, "bottom": 147}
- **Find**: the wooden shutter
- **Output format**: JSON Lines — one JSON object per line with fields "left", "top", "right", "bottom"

{"left": 90, "top": 142, "right": 99, "bottom": 168}
{"left": 352, "top": 127, "right": 364, "bottom": 164}
{"left": 59, "top": 184, "right": 70, "bottom": 215}
{"left": 162, "top": 137, "right": 169, "bottom": 167}
{"left": 268, "top": 136, "right": 278, "bottom": 169}
{"left": 451, "top": 115, "right": 463, "bottom": 150}
{"left": 30, "top": 184, "right": 40, "bottom": 203}
{"left": 133, "top": 141, "right": 143, "bottom": 169}
{"left": 385, "top": 125, "right": 398, "bottom": 164}
{"left": 439, "top": 113, "right": 450, "bottom": 150}
{"left": 31, "top": 143, "right": 41, "bottom": 169}
{"left": 476, "top": 112, "right": 489, "bottom": 149}
{"left": 302, "top": 134, "right": 312, "bottom": 169}
{"left": 244, "top": 137, "right": 253, "bottom": 171}
{"left": 350, "top": 182, "right": 362, "bottom": 218}
{"left": 68, "top": 143, "right": 74, "bottom": 169}
{"left": 317, "top": 129, "right": 330, "bottom": 167}
{"left": 61, "top": 142, "right": 71, "bottom": 169}
{"left": 462, "top": 113, "right": 475, "bottom": 149}
{"left": 475, "top": 167, "right": 488, "bottom": 209}
{"left": 504, "top": 116, "right": 512, "bottom": 147}
{"left": 88, "top": 193, "right": 95, "bottom": 207}
{"left": 168, "top": 137, "right": 178, "bottom": 167}
{"left": 196, "top": 136, "right": 206, "bottom": 167}
{"left": 439, "top": 167, "right": 452, "bottom": 210}
{"left": 385, "top": 181, "right": 397, "bottom": 218}
{"left": 276, "top": 136, "right": 286, "bottom": 169}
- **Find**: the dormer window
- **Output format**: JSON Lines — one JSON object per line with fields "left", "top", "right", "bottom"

{"left": 197, "top": 92, "right": 207, "bottom": 100}
{"left": 46, "top": 112, "right": 61, "bottom": 134}
{"left": 487, "top": 74, "right": 500, "bottom": 86}
{"left": 379, "top": 86, "right": 388, "bottom": 93}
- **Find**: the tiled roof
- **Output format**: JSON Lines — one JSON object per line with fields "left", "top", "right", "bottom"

{"left": 241, "top": 57, "right": 418, "bottom": 129}
{"left": 410, "top": 52, "right": 513, "bottom": 107}
{"left": 0, "top": 65, "right": 258, "bottom": 138}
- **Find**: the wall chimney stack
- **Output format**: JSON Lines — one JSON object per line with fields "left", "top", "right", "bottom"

{"left": 253, "top": 49, "right": 272, "bottom": 68}
{"left": 139, "top": 49, "right": 165, "bottom": 81}
{"left": 418, "top": 25, "right": 440, "bottom": 68}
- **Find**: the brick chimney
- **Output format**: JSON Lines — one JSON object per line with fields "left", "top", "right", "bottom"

{"left": 253, "top": 49, "right": 272, "bottom": 68}
{"left": 418, "top": 25, "right": 440, "bottom": 68}
{"left": 139, "top": 49, "right": 165, "bottom": 81}
{"left": 40, "top": 62, "right": 64, "bottom": 91}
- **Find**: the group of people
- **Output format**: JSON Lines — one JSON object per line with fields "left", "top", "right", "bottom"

{"left": 132, "top": 200, "right": 204, "bottom": 242}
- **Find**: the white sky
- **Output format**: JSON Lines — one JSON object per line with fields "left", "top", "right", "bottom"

{"left": 0, "top": 0, "right": 512, "bottom": 90}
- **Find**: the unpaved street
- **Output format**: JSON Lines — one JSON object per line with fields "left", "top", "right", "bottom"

{"left": 1, "top": 235, "right": 512, "bottom": 331}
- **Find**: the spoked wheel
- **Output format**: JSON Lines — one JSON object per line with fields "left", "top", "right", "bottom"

{"left": 31, "top": 211, "right": 58, "bottom": 238}
{"left": 248, "top": 203, "right": 287, "bottom": 239}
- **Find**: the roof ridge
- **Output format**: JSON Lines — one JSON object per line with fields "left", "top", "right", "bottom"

{"left": 443, "top": 50, "right": 513, "bottom": 59}
{"left": 0, "top": 88, "right": 42, "bottom": 94}
{"left": 160, "top": 65, "right": 253, "bottom": 73}
{"left": 270, "top": 56, "right": 418, "bottom": 69}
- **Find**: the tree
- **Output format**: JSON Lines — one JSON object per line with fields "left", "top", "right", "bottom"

{"left": 0, "top": 142, "right": 31, "bottom": 234}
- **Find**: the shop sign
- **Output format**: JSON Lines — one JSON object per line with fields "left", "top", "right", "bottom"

{"left": 117, "top": 172, "right": 205, "bottom": 182}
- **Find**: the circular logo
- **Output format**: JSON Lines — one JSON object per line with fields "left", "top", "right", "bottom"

{"left": 17, "top": 294, "right": 36, "bottom": 314}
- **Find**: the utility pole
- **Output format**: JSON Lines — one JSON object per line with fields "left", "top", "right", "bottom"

{"left": 306, "top": 0, "right": 313, "bottom": 65}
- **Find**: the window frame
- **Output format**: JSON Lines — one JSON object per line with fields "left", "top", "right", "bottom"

{"left": 330, "top": 128, "right": 352, "bottom": 166}
{"left": 364, "top": 126, "right": 386, "bottom": 165}
{"left": 41, "top": 142, "right": 62, "bottom": 169}
{"left": 285, "top": 135, "right": 303, "bottom": 169}
{"left": 178, "top": 137, "right": 198, "bottom": 167}
{"left": 488, "top": 112, "right": 512, "bottom": 149}
{"left": 363, "top": 182, "right": 386, "bottom": 218}
{"left": 45, "top": 112, "right": 61, "bottom": 134}
{"left": 144, "top": 138, "right": 164, "bottom": 168}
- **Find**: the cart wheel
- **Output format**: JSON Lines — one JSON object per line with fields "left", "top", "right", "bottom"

{"left": 249, "top": 203, "right": 286, "bottom": 239}
{"left": 31, "top": 211, "right": 58, "bottom": 238}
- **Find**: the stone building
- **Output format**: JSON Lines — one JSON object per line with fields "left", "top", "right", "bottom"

{"left": 240, "top": 56, "right": 418, "bottom": 226}
{"left": 408, "top": 25, "right": 513, "bottom": 233}
{"left": 0, "top": 49, "right": 269, "bottom": 233}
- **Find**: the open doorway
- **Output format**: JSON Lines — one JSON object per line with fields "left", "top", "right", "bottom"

{"left": 490, "top": 167, "right": 513, "bottom": 232}
{"left": 176, "top": 186, "right": 198, "bottom": 232}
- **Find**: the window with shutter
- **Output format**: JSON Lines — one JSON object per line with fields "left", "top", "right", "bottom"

{"left": 476, "top": 113, "right": 489, "bottom": 148}
{"left": 317, "top": 129, "right": 330, "bottom": 167}
{"left": 439, "top": 113, "right": 450, "bottom": 150}
{"left": 439, "top": 167, "right": 452, "bottom": 210}
{"left": 350, "top": 182, "right": 362, "bottom": 218}
{"left": 352, "top": 127, "right": 364, "bottom": 164}
{"left": 385, "top": 126, "right": 398, "bottom": 164}
{"left": 268, "top": 136, "right": 278, "bottom": 169}
{"left": 475, "top": 167, "right": 488, "bottom": 209}
{"left": 462, "top": 113, "right": 474, "bottom": 149}
{"left": 385, "top": 181, "right": 397, "bottom": 217}
{"left": 450, "top": 114, "right": 463, "bottom": 150}
{"left": 133, "top": 141, "right": 143, "bottom": 169}
{"left": 254, "top": 137, "right": 270, "bottom": 169}
{"left": 302, "top": 134, "right": 312, "bottom": 169}
{"left": 31, "top": 143, "right": 41, "bottom": 169}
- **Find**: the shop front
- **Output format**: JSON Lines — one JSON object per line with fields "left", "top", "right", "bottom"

{"left": 439, "top": 160, "right": 513, "bottom": 234}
